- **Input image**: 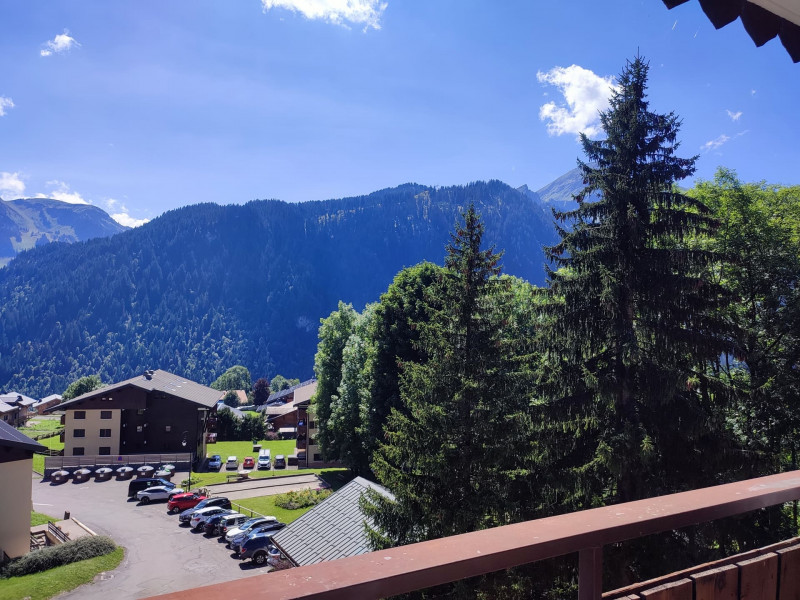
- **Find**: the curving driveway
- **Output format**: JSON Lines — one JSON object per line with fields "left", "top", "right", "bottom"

{"left": 31, "top": 472, "right": 319, "bottom": 599}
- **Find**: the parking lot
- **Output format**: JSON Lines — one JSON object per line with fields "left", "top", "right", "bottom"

{"left": 31, "top": 472, "right": 296, "bottom": 599}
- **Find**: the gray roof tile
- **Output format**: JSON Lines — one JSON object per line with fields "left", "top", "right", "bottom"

{"left": 271, "top": 476, "right": 392, "bottom": 566}
{"left": 0, "top": 420, "right": 46, "bottom": 453}
{"left": 53, "top": 369, "right": 223, "bottom": 411}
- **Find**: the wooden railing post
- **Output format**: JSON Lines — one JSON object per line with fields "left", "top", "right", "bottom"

{"left": 579, "top": 546, "right": 603, "bottom": 600}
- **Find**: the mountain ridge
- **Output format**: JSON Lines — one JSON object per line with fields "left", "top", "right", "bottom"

{"left": 0, "top": 172, "right": 585, "bottom": 397}
{"left": 0, "top": 197, "right": 127, "bottom": 267}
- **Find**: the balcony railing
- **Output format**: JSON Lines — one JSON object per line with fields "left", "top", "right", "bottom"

{"left": 146, "top": 470, "right": 800, "bottom": 600}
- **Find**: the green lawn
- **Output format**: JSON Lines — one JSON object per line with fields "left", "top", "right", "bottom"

{"left": 189, "top": 465, "right": 350, "bottom": 488}
{"left": 0, "top": 547, "right": 124, "bottom": 600}
{"left": 31, "top": 511, "right": 57, "bottom": 527}
{"left": 18, "top": 419, "right": 62, "bottom": 434}
{"left": 234, "top": 496, "right": 315, "bottom": 524}
{"left": 32, "top": 435, "right": 64, "bottom": 476}
{"left": 206, "top": 439, "right": 297, "bottom": 461}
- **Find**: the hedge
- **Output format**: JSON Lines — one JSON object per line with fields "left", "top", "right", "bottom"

{"left": 1, "top": 536, "right": 117, "bottom": 578}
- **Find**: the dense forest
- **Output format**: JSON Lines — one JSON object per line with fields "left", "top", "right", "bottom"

{"left": 0, "top": 179, "right": 560, "bottom": 397}
{"left": 311, "top": 58, "right": 800, "bottom": 597}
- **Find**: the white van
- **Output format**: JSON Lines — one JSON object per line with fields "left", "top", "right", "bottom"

{"left": 257, "top": 449, "right": 271, "bottom": 470}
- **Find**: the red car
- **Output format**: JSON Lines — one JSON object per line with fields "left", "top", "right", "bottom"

{"left": 167, "top": 492, "right": 207, "bottom": 514}
{"left": 242, "top": 457, "right": 255, "bottom": 469}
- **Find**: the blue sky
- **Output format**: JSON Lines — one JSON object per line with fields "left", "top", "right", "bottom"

{"left": 0, "top": 1, "right": 797, "bottom": 227}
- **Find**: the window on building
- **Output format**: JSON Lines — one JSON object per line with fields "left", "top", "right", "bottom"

{"left": 165, "top": 425, "right": 171, "bottom": 432}
{"left": 136, "top": 425, "right": 143, "bottom": 433}
{"left": 313, "top": 453, "right": 322, "bottom": 462}
{"left": 73, "top": 447, "right": 84, "bottom": 456}
{"left": 99, "top": 447, "right": 111, "bottom": 455}
{"left": 74, "top": 429, "right": 85, "bottom": 438}
{"left": 100, "top": 410, "right": 112, "bottom": 419}
{"left": 74, "top": 410, "right": 86, "bottom": 420}
{"left": 100, "top": 429, "right": 111, "bottom": 438}
{"left": 137, "top": 409, "right": 145, "bottom": 415}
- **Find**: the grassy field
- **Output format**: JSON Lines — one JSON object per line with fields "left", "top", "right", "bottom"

{"left": 31, "top": 511, "right": 57, "bottom": 527}
{"left": 189, "top": 465, "right": 350, "bottom": 488}
{"left": 0, "top": 547, "right": 124, "bottom": 600}
{"left": 32, "top": 435, "right": 64, "bottom": 476}
{"left": 18, "top": 418, "right": 62, "bottom": 435}
{"left": 234, "top": 496, "right": 315, "bottom": 524}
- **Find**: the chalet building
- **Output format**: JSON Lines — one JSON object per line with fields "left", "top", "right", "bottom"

{"left": 0, "top": 421, "right": 44, "bottom": 559}
{"left": 32, "top": 394, "right": 62, "bottom": 414}
{"left": 259, "top": 379, "right": 317, "bottom": 438}
{"left": 0, "top": 393, "right": 37, "bottom": 426}
{"left": 0, "top": 400, "right": 21, "bottom": 427}
{"left": 47, "top": 370, "right": 222, "bottom": 461}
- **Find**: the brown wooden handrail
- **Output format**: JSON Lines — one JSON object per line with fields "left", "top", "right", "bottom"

{"left": 145, "top": 470, "right": 800, "bottom": 600}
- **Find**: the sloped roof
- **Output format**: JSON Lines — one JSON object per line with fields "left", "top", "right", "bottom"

{"left": 0, "top": 401, "right": 19, "bottom": 414}
{"left": 0, "top": 393, "right": 37, "bottom": 407}
{"left": 264, "top": 402, "right": 300, "bottom": 417}
{"left": 0, "top": 420, "right": 45, "bottom": 453}
{"left": 217, "top": 403, "right": 245, "bottom": 420}
{"left": 264, "top": 378, "right": 317, "bottom": 405}
{"left": 52, "top": 369, "right": 223, "bottom": 411}
{"left": 271, "top": 476, "right": 393, "bottom": 566}
{"left": 663, "top": 0, "right": 800, "bottom": 62}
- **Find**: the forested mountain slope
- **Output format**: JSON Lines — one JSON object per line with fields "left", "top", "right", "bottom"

{"left": 0, "top": 198, "right": 127, "bottom": 267}
{"left": 0, "top": 179, "right": 565, "bottom": 397}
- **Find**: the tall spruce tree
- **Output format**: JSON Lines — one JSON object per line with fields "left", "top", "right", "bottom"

{"left": 363, "top": 205, "right": 533, "bottom": 550}
{"left": 538, "top": 58, "right": 749, "bottom": 585}
{"left": 541, "top": 56, "right": 735, "bottom": 509}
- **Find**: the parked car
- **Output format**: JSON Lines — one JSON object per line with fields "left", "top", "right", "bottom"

{"left": 242, "top": 456, "right": 255, "bottom": 469}
{"left": 167, "top": 492, "right": 207, "bottom": 514}
{"left": 274, "top": 455, "right": 286, "bottom": 469}
{"left": 257, "top": 450, "right": 271, "bottom": 470}
{"left": 225, "top": 456, "right": 239, "bottom": 470}
{"left": 178, "top": 497, "right": 232, "bottom": 523}
{"left": 137, "top": 485, "right": 184, "bottom": 504}
{"left": 127, "top": 477, "right": 175, "bottom": 498}
{"left": 207, "top": 454, "right": 222, "bottom": 470}
{"left": 232, "top": 521, "right": 286, "bottom": 554}
{"left": 239, "top": 533, "right": 277, "bottom": 565}
{"left": 204, "top": 512, "right": 245, "bottom": 536}
{"left": 216, "top": 513, "right": 250, "bottom": 538}
{"left": 190, "top": 507, "right": 234, "bottom": 530}
{"left": 225, "top": 516, "right": 277, "bottom": 544}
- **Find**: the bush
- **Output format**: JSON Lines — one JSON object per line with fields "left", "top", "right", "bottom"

{"left": 181, "top": 476, "right": 200, "bottom": 488}
{"left": 1, "top": 536, "right": 117, "bottom": 578}
{"left": 273, "top": 488, "right": 332, "bottom": 510}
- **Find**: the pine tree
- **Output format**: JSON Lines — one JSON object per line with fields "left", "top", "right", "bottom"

{"left": 363, "top": 205, "right": 533, "bottom": 549}
{"left": 541, "top": 56, "right": 736, "bottom": 507}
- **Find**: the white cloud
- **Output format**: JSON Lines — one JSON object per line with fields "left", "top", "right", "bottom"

{"left": 111, "top": 212, "right": 149, "bottom": 228}
{"left": 105, "top": 198, "right": 149, "bottom": 228}
{"left": 261, "top": 0, "right": 387, "bottom": 30}
{"left": 36, "top": 180, "right": 89, "bottom": 204}
{"left": 726, "top": 110, "right": 742, "bottom": 121}
{"left": 40, "top": 30, "right": 79, "bottom": 57}
{"left": 536, "top": 65, "right": 617, "bottom": 138}
{"left": 701, "top": 134, "right": 730, "bottom": 152}
{"left": 0, "top": 96, "right": 14, "bottom": 117}
{"left": 0, "top": 172, "right": 26, "bottom": 199}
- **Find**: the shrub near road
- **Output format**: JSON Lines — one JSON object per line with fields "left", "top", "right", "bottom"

{"left": 1, "top": 536, "right": 117, "bottom": 578}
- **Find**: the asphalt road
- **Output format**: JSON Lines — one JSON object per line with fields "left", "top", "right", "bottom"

{"left": 30, "top": 472, "right": 319, "bottom": 599}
